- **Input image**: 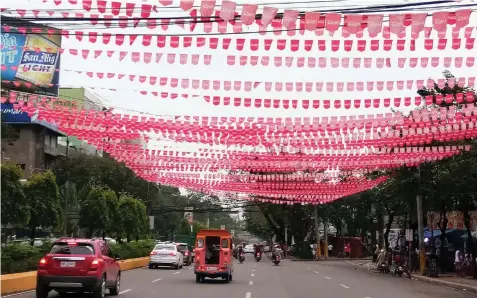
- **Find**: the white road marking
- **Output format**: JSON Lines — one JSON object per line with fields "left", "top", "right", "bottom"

{"left": 251, "top": 273, "right": 255, "bottom": 277}
{"left": 324, "top": 276, "right": 331, "bottom": 279}
{"left": 119, "top": 289, "right": 132, "bottom": 295}
{"left": 2, "top": 291, "right": 35, "bottom": 297}
{"left": 249, "top": 281, "right": 254, "bottom": 285}
{"left": 246, "top": 292, "right": 252, "bottom": 298}
{"left": 174, "top": 271, "right": 180, "bottom": 275}
{"left": 152, "top": 278, "right": 162, "bottom": 283}
{"left": 312, "top": 270, "right": 319, "bottom": 274}
{"left": 340, "top": 284, "right": 350, "bottom": 289}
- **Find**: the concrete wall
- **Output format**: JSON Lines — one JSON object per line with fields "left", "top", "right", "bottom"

{"left": 2, "top": 125, "right": 61, "bottom": 178}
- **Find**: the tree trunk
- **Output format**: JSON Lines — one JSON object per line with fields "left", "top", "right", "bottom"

{"left": 102, "top": 230, "right": 106, "bottom": 240}
{"left": 384, "top": 213, "right": 395, "bottom": 249}
{"left": 463, "top": 210, "right": 477, "bottom": 279}
{"left": 30, "top": 225, "right": 36, "bottom": 246}
{"left": 438, "top": 211, "right": 448, "bottom": 273}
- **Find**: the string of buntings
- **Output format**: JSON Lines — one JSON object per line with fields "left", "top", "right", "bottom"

{"left": 9, "top": 3, "right": 473, "bottom": 37}
{"left": 2, "top": 1, "right": 476, "bottom": 204}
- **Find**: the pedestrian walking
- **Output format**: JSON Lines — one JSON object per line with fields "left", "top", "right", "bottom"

{"left": 344, "top": 242, "right": 351, "bottom": 259}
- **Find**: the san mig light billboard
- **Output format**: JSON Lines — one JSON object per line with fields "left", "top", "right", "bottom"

{"left": 1, "top": 16, "right": 62, "bottom": 97}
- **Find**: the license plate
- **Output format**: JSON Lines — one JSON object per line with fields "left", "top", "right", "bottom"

{"left": 206, "top": 267, "right": 217, "bottom": 271}
{"left": 60, "top": 261, "right": 75, "bottom": 267}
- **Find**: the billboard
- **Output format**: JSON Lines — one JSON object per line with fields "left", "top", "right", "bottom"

{"left": 1, "top": 17, "right": 61, "bottom": 97}
{"left": 1, "top": 102, "right": 62, "bottom": 134}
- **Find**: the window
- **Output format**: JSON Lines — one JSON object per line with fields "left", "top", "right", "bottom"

{"left": 49, "top": 243, "right": 95, "bottom": 255}
{"left": 176, "top": 244, "right": 188, "bottom": 252}
{"left": 154, "top": 245, "right": 175, "bottom": 251}
{"left": 44, "top": 134, "right": 50, "bottom": 146}
{"left": 101, "top": 242, "right": 110, "bottom": 256}
{"left": 17, "top": 164, "right": 26, "bottom": 170}
{"left": 197, "top": 238, "right": 204, "bottom": 248}
{"left": 221, "top": 239, "right": 228, "bottom": 249}
{"left": 50, "top": 135, "right": 57, "bottom": 148}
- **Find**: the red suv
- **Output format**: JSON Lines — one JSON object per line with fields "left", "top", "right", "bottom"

{"left": 36, "top": 238, "right": 121, "bottom": 298}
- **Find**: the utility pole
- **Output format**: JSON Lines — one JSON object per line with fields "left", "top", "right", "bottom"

{"left": 314, "top": 205, "right": 321, "bottom": 260}
{"left": 324, "top": 220, "right": 329, "bottom": 259}
{"left": 416, "top": 166, "right": 425, "bottom": 275}
{"left": 63, "top": 137, "right": 69, "bottom": 236}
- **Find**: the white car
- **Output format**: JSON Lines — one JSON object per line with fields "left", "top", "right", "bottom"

{"left": 149, "top": 244, "right": 183, "bottom": 269}
{"left": 244, "top": 244, "right": 254, "bottom": 254}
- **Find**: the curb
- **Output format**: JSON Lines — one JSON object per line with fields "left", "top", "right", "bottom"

{"left": 0, "top": 257, "right": 150, "bottom": 295}
{"left": 410, "top": 275, "right": 477, "bottom": 294}
{"left": 353, "top": 261, "right": 477, "bottom": 294}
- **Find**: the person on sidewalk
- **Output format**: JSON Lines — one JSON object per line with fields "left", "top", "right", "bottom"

{"left": 328, "top": 243, "right": 333, "bottom": 257}
{"left": 344, "top": 242, "right": 351, "bottom": 259}
{"left": 455, "top": 249, "right": 464, "bottom": 277}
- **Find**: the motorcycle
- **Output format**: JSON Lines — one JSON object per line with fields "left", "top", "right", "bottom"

{"left": 390, "top": 261, "right": 404, "bottom": 277}
{"left": 377, "top": 261, "right": 390, "bottom": 274}
{"left": 255, "top": 253, "right": 261, "bottom": 262}
{"left": 239, "top": 253, "right": 245, "bottom": 263}
{"left": 273, "top": 254, "right": 281, "bottom": 266}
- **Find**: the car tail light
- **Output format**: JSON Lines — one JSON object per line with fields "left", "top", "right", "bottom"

{"left": 150, "top": 251, "right": 157, "bottom": 255}
{"left": 169, "top": 252, "right": 176, "bottom": 256}
{"left": 185, "top": 251, "right": 189, "bottom": 256}
{"left": 88, "top": 258, "right": 102, "bottom": 271}
{"left": 39, "top": 258, "right": 47, "bottom": 269}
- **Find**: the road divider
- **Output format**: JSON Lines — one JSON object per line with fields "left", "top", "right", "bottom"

{"left": 0, "top": 257, "right": 150, "bottom": 295}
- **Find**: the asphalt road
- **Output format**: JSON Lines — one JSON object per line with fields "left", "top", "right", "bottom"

{"left": 5, "top": 255, "right": 476, "bottom": 298}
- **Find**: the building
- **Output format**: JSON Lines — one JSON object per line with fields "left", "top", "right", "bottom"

{"left": 1, "top": 92, "right": 65, "bottom": 178}
{"left": 57, "top": 88, "right": 107, "bottom": 157}
{"left": 1, "top": 17, "right": 64, "bottom": 177}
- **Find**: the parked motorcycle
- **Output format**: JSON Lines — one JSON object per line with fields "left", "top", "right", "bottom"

{"left": 239, "top": 253, "right": 245, "bottom": 263}
{"left": 255, "top": 253, "right": 261, "bottom": 262}
{"left": 273, "top": 254, "right": 281, "bottom": 266}
{"left": 377, "top": 261, "right": 389, "bottom": 274}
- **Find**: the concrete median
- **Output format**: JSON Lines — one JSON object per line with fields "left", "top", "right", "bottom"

{"left": 0, "top": 257, "right": 149, "bottom": 295}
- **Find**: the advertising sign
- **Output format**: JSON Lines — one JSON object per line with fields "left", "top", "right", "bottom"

{"left": 1, "top": 102, "right": 61, "bottom": 134}
{"left": 184, "top": 207, "right": 194, "bottom": 225}
{"left": 1, "top": 17, "right": 61, "bottom": 97}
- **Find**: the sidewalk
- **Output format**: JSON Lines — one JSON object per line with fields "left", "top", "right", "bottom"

{"left": 354, "top": 261, "right": 477, "bottom": 294}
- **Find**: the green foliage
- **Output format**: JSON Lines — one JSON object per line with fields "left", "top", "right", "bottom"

{"left": 1, "top": 240, "right": 153, "bottom": 274}
{"left": 118, "top": 195, "right": 149, "bottom": 241}
{"left": 78, "top": 186, "right": 112, "bottom": 237}
{"left": 1, "top": 164, "right": 29, "bottom": 228}
{"left": 24, "top": 171, "right": 61, "bottom": 231}
{"left": 175, "top": 218, "right": 193, "bottom": 235}
{"left": 109, "top": 239, "right": 155, "bottom": 260}
{"left": 52, "top": 155, "right": 159, "bottom": 208}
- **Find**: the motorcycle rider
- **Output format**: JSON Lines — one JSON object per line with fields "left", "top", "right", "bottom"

{"left": 238, "top": 245, "right": 244, "bottom": 261}
{"left": 254, "top": 243, "right": 263, "bottom": 259}
{"left": 271, "top": 245, "right": 281, "bottom": 261}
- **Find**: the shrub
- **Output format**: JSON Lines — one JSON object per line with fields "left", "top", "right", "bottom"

{"left": 1, "top": 239, "right": 155, "bottom": 275}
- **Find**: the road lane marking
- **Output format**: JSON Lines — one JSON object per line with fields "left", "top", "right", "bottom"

{"left": 340, "top": 284, "right": 350, "bottom": 289}
{"left": 312, "top": 270, "right": 319, "bottom": 274}
{"left": 152, "top": 278, "right": 162, "bottom": 283}
{"left": 249, "top": 281, "right": 254, "bottom": 285}
{"left": 119, "top": 289, "right": 132, "bottom": 295}
{"left": 2, "top": 291, "right": 35, "bottom": 297}
{"left": 324, "top": 276, "right": 331, "bottom": 279}
{"left": 174, "top": 271, "right": 180, "bottom": 274}
{"left": 246, "top": 292, "right": 252, "bottom": 298}
{"left": 251, "top": 273, "right": 255, "bottom": 277}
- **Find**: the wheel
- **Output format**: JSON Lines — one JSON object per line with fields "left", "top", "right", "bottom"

{"left": 196, "top": 275, "right": 201, "bottom": 283}
{"left": 36, "top": 285, "right": 49, "bottom": 298}
{"left": 109, "top": 273, "right": 121, "bottom": 296}
{"left": 149, "top": 264, "right": 154, "bottom": 269}
{"left": 174, "top": 264, "right": 179, "bottom": 269}
{"left": 224, "top": 274, "right": 230, "bottom": 283}
{"left": 229, "top": 274, "right": 233, "bottom": 281}
{"left": 93, "top": 276, "right": 106, "bottom": 298}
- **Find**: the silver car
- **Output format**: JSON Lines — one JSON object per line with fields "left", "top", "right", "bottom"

{"left": 149, "top": 244, "right": 183, "bottom": 269}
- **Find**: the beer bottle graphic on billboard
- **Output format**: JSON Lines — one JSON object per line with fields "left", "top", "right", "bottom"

{"left": 14, "top": 34, "right": 60, "bottom": 89}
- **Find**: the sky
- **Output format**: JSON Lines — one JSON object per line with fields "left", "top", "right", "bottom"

{"left": 1, "top": 0, "right": 477, "bottom": 163}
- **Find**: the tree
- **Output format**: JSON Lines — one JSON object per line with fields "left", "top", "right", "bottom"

{"left": 23, "top": 171, "right": 61, "bottom": 245}
{"left": 78, "top": 186, "right": 111, "bottom": 238}
{"left": 118, "top": 195, "right": 149, "bottom": 242}
{"left": 175, "top": 218, "right": 193, "bottom": 236}
{"left": 1, "top": 163, "right": 29, "bottom": 242}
